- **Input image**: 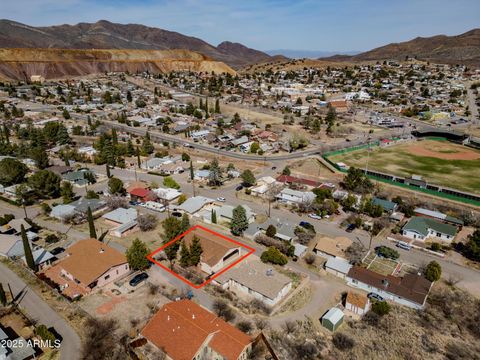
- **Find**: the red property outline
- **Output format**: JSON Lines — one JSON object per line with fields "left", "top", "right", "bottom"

{"left": 146, "top": 224, "right": 255, "bottom": 289}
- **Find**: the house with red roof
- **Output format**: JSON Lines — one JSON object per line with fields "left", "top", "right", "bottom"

{"left": 141, "top": 299, "right": 253, "bottom": 360}
{"left": 276, "top": 175, "right": 321, "bottom": 188}
{"left": 128, "top": 187, "right": 157, "bottom": 203}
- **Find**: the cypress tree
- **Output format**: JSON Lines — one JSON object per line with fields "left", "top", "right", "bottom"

{"left": 189, "top": 161, "right": 194, "bottom": 181}
{"left": 215, "top": 98, "right": 221, "bottom": 113}
{"left": 189, "top": 236, "right": 203, "bottom": 266}
{"left": 180, "top": 214, "right": 190, "bottom": 233}
{"left": 21, "top": 225, "right": 36, "bottom": 271}
{"left": 211, "top": 209, "right": 217, "bottom": 224}
{"left": 136, "top": 146, "right": 141, "bottom": 168}
{"left": 106, "top": 164, "right": 111, "bottom": 178}
{"left": 87, "top": 207, "right": 97, "bottom": 239}
{"left": 0, "top": 283, "right": 7, "bottom": 306}
{"left": 205, "top": 97, "right": 209, "bottom": 118}
{"left": 180, "top": 241, "right": 191, "bottom": 267}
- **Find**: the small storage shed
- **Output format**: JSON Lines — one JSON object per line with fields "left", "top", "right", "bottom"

{"left": 321, "top": 307, "right": 344, "bottom": 332}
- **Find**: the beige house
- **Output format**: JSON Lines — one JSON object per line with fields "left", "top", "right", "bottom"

{"left": 314, "top": 236, "right": 352, "bottom": 260}
{"left": 42, "top": 239, "right": 129, "bottom": 299}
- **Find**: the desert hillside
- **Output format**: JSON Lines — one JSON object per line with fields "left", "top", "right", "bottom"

{"left": 322, "top": 29, "right": 480, "bottom": 68}
{"left": 0, "top": 19, "right": 274, "bottom": 68}
{"left": 0, "top": 48, "right": 235, "bottom": 80}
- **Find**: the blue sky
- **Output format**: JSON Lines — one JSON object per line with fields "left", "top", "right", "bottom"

{"left": 3, "top": 0, "right": 480, "bottom": 52}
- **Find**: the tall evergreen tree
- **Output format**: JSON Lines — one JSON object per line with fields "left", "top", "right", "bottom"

{"left": 205, "top": 97, "right": 209, "bottom": 118}
{"left": 211, "top": 209, "right": 217, "bottom": 224}
{"left": 189, "top": 161, "right": 194, "bottom": 181}
{"left": 215, "top": 98, "right": 221, "bottom": 113}
{"left": 189, "top": 236, "right": 203, "bottom": 266}
{"left": 87, "top": 207, "right": 97, "bottom": 239}
{"left": 106, "top": 164, "right": 111, "bottom": 178}
{"left": 0, "top": 283, "right": 6, "bottom": 306}
{"left": 21, "top": 225, "right": 36, "bottom": 271}
{"left": 136, "top": 146, "right": 141, "bottom": 168}
{"left": 231, "top": 206, "right": 248, "bottom": 236}
{"left": 180, "top": 213, "right": 190, "bottom": 233}
{"left": 179, "top": 241, "right": 191, "bottom": 267}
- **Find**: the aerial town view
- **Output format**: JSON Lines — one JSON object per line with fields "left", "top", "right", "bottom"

{"left": 1, "top": 1, "right": 480, "bottom": 359}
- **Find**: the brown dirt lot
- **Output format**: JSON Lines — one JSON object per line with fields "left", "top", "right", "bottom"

{"left": 407, "top": 141, "right": 480, "bottom": 160}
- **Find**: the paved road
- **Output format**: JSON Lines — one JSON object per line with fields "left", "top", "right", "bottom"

{"left": 467, "top": 85, "right": 479, "bottom": 124}
{"left": 0, "top": 263, "right": 81, "bottom": 360}
{"left": 104, "top": 119, "right": 410, "bottom": 161}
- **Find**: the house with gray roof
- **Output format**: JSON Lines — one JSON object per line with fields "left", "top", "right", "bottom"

{"left": 102, "top": 208, "right": 137, "bottom": 226}
{"left": 22, "top": 248, "right": 54, "bottom": 269}
{"left": 0, "top": 234, "right": 34, "bottom": 259}
{"left": 214, "top": 257, "right": 292, "bottom": 306}
{"left": 245, "top": 218, "right": 296, "bottom": 242}
{"left": 372, "top": 197, "right": 398, "bottom": 213}
{"left": 402, "top": 216, "right": 457, "bottom": 242}
{"left": 177, "top": 196, "right": 215, "bottom": 215}
{"left": 62, "top": 168, "right": 96, "bottom": 187}
{"left": 50, "top": 198, "right": 107, "bottom": 221}
{"left": 276, "top": 188, "right": 316, "bottom": 205}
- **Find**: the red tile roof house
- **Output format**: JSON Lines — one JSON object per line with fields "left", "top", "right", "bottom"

{"left": 128, "top": 187, "right": 157, "bottom": 203}
{"left": 276, "top": 175, "right": 321, "bottom": 188}
{"left": 181, "top": 227, "right": 244, "bottom": 275}
{"left": 141, "top": 299, "right": 253, "bottom": 360}
{"left": 346, "top": 266, "right": 432, "bottom": 310}
{"left": 41, "top": 239, "right": 130, "bottom": 300}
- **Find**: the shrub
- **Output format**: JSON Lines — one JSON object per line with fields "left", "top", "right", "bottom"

{"left": 45, "top": 234, "right": 60, "bottom": 244}
{"left": 212, "top": 299, "right": 236, "bottom": 322}
{"left": 371, "top": 301, "right": 390, "bottom": 316}
{"left": 163, "top": 176, "right": 180, "bottom": 189}
{"left": 236, "top": 320, "right": 254, "bottom": 334}
{"left": 261, "top": 247, "right": 288, "bottom": 265}
{"left": 424, "top": 261, "right": 442, "bottom": 282}
{"left": 375, "top": 246, "right": 399, "bottom": 260}
{"left": 265, "top": 224, "right": 276, "bottom": 238}
{"left": 36, "top": 324, "right": 56, "bottom": 342}
{"left": 137, "top": 213, "right": 158, "bottom": 232}
{"left": 255, "top": 234, "right": 294, "bottom": 256}
{"left": 430, "top": 242, "right": 441, "bottom": 252}
{"left": 304, "top": 252, "right": 316, "bottom": 265}
{"left": 332, "top": 332, "right": 355, "bottom": 351}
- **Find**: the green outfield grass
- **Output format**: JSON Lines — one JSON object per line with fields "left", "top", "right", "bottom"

{"left": 328, "top": 140, "right": 480, "bottom": 194}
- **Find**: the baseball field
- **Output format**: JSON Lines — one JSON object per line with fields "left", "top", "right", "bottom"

{"left": 328, "top": 139, "right": 480, "bottom": 194}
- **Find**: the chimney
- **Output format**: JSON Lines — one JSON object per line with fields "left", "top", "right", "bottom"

{"left": 192, "top": 314, "right": 195, "bottom": 320}
{"left": 99, "top": 248, "right": 105, "bottom": 254}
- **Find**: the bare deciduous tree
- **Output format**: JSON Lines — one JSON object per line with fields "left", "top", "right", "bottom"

{"left": 137, "top": 213, "right": 158, "bottom": 232}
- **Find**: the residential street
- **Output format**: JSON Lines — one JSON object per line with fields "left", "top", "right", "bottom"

{"left": 0, "top": 263, "right": 81, "bottom": 360}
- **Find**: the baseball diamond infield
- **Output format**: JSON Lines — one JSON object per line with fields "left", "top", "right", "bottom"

{"left": 328, "top": 139, "right": 480, "bottom": 194}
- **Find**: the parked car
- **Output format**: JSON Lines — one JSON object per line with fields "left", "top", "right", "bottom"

{"left": 50, "top": 247, "right": 65, "bottom": 256}
{"left": 396, "top": 241, "right": 412, "bottom": 251}
{"left": 367, "top": 292, "right": 384, "bottom": 302}
{"left": 216, "top": 197, "right": 226, "bottom": 202}
{"left": 299, "top": 221, "right": 315, "bottom": 232}
{"left": 308, "top": 213, "right": 322, "bottom": 220}
{"left": 235, "top": 185, "right": 243, "bottom": 191}
{"left": 129, "top": 273, "right": 149, "bottom": 287}
{"left": 346, "top": 224, "right": 356, "bottom": 232}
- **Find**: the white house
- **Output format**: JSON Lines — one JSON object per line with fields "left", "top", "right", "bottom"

{"left": 276, "top": 188, "right": 315, "bottom": 205}
{"left": 214, "top": 257, "right": 292, "bottom": 306}
{"left": 401, "top": 216, "right": 457, "bottom": 242}
{"left": 346, "top": 265, "right": 433, "bottom": 310}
